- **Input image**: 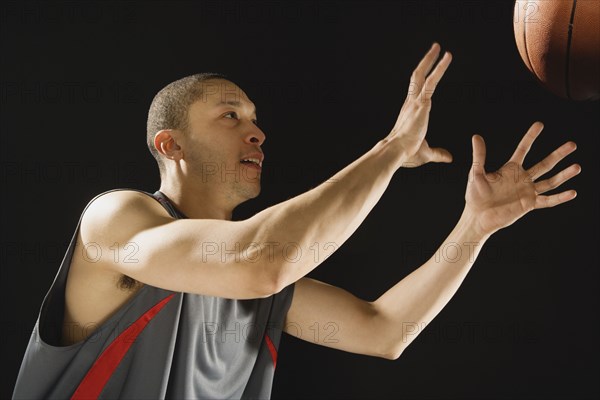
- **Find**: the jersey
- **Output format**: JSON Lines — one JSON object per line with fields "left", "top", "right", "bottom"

{"left": 12, "top": 188, "right": 295, "bottom": 400}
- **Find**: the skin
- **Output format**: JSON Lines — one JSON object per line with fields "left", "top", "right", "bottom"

{"left": 62, "top": 43, "right": 580, "bottom": 361}
{"left": 156, "top": 79, "right": 264, "bottom": 220}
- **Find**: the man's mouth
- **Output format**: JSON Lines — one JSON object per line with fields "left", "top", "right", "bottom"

{"left": 240, "top": 151, "right": 264, "bottom": 171}
{"left": 240, "top": 158, "right": 262, "bottom": 170}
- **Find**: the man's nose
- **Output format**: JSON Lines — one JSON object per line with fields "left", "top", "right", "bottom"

{"left": 244, "top": 124, "right": 266, "bottom": 145}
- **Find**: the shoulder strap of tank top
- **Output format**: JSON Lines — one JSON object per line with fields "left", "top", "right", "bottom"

{"left": 151, "top": 191, "right": 188, "bottom": 219}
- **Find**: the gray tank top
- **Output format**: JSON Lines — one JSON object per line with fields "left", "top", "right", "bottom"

{"left": 12, "top": 188, "right": 295, "bottom": 399}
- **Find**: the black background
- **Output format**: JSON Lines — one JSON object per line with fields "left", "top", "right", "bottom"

{"left": 1, "top": 1, "right": 599, "bottom": 399}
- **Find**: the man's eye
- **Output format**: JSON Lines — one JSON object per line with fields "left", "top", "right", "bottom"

{"left": 224, "top": 112, "right": 258, "bottom": 126}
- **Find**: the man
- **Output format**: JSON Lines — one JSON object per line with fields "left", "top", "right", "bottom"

{"left": 13, "top": 42, "right": 580, "bottom": 399}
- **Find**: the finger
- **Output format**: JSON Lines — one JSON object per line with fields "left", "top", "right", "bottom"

{"left": 429, "top": 147, "right": 453, "bottom": 163}
{"left": 471, "top": 134, "right": 486, "bottom": 176}
{"left": 534, "top": 190, "right": 577, "bottom": 209}
{"left": 527, "top": 141, "right": 577, "bottom": 180}
{"left": 422, "top": 51, "right": 452, "bottom": 101}
{"left": 412, "top": 42, "right": 442, "bottom": 83}
{"left": 534, "top": 163, "right": 581, "bottom": 194}
{"left": 509, "top": 121, "right": 544, "bottom": 165}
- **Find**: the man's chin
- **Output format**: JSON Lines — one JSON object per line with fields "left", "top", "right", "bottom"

{"left": 249, "top": 184, "right": 261, "bottom": 198}
{"left": 239, "top": 180, "right": 261, "bottom": 199}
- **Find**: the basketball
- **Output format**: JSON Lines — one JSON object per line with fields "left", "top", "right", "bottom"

{"left": 513, "top": 0, "right": 600, "bottom": 101}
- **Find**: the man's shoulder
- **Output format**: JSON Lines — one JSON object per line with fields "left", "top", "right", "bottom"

{"left": 84, "top": 188, "right": 157, "bottom": 213}
{"left": 80, "top": 188, "right": 173, "bottom": 241}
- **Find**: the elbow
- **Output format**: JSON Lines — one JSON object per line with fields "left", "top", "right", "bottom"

{"left": 370, "top": 304, "right": 406, "bottom": 361}
{"left": 378, "top": 331, "right": 406, "bottom": 361}
{"left": 262, "top": 265, "right": 289, "bottom": 297}
{"left": 382, "top": 350, "right": 403, "bottom": 361}
{"left": 243, "top": 218, "right": 291, "bottom": 298}
{"left": 250, "top": 259, "right": 289, "bottom": 298}
{"left": 370, "top": 313, "right": 406, "bottom": 361}
{"left": 257, "top": 279, "right": 280, "bottom": 298}
{"left": 252, "top": 245, "right": 294, "bottom": 297}
{"left": 383, "top": 345, "right": 405, "bottom": 361}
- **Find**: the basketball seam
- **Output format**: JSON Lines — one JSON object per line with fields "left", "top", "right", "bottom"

{"left": 522, "top": 1, "right": 543, "bottom": 90}
{"left": 522, "top": 2, "right": 533, "bottom": 76}
{"left": 565, "top": 0, "right": 578, "bottom": 100}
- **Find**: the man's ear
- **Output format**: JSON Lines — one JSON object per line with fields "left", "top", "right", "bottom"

{"left": 154, "top": 129, "right": 183, "bottom": 161}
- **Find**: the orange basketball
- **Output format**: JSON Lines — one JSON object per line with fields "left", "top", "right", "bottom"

{"left": 513, "top": 0, "right": 600, "bottom": 101}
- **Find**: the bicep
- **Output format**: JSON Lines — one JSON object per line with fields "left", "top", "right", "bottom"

{"left": 78, "top": 190, "right": 275, "bottom": 299}
{"left": 283, "top": 277, "right": 388, "bottom": 358}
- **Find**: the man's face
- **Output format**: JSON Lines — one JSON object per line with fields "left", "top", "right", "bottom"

{"left": 181, "top": 79, "right": 266, "bottom": 201}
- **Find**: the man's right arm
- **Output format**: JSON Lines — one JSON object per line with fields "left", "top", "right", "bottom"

{"left": 81, "top": 42, "right": 452, "bottom": 299}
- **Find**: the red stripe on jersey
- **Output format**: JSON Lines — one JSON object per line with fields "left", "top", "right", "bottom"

{"left": 264, "top": 333, "right": 277, "bottom": 368}
{"left": 71, "top": 293, "right": 176, "bottom": 400}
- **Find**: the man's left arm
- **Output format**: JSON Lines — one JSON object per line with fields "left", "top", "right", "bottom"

{"left": 284, "top": 122, "right": 580, "bottom": 360}
{"left": 283, "top": 210, "right": 486, "bottom": 360}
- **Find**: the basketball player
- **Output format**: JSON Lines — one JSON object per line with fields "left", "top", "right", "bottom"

{"left": 12, "top": 42, "right": 581, "bottom": 399}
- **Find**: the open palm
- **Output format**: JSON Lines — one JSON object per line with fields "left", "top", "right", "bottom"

{"left": 385, "top": 42, "right": 454, "bottom": 168}
{"left": 465, "top": 122, "right": 581, "bottom": 236}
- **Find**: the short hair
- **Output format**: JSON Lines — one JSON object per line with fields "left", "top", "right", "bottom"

{"left": 146, "top": 72, "right": 232, "bottom": 178}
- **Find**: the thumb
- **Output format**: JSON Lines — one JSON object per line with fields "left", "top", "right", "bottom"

{"left": 471, "top": 134, "right": 486, "bottom": 175}
{"left": 429, "top": 147, "right": 453, "bottom": 163}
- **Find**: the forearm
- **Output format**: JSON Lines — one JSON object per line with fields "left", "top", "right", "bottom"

{"left": 250, "top": 138, "right": 404, "bottom": 288}
{"left": 372, "top": 208, "right": 490, "bottom": 359}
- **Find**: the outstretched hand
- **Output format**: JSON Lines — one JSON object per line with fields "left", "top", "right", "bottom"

{"left": 465, "top": 121, "right": 581, "bottom": 237}
{"left": 385, "top": 42, "right": 453, "bottom": 168}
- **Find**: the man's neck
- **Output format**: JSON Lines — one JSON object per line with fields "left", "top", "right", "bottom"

{"left": 158, "top": 181, "right": 236, "bottom": 220}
